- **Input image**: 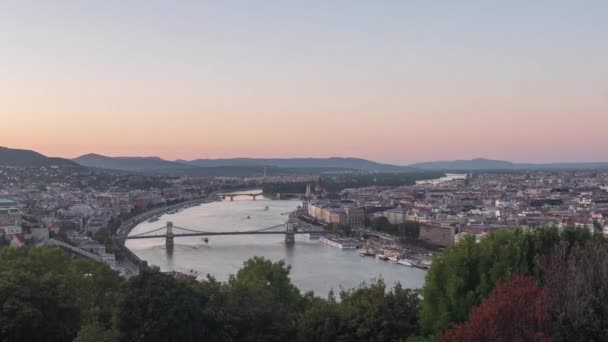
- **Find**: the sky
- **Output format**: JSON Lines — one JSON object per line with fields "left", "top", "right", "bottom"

{"left": 1, "top": 1, "right": 607, "bottom": 164}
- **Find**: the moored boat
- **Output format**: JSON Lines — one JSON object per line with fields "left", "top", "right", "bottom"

{"left": 397, "top": 259, "right": 413, "bottom": 267}
{"left": 359, "top": 250, "right": 375, "bottom": 257}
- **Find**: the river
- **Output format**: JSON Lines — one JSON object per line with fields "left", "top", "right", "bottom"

{"left": 416, "top": 173, "right": 467, "bottom": 185}
{"left": 126, "top": 190, "right": 426, "bottom": 296}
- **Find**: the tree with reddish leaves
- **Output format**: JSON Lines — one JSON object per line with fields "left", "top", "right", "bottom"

{"left": 440, "top": 275, "right": 553, "bottom": 342}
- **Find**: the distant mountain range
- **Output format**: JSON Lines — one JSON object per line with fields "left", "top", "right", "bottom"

{"left": 73, "top": 154, "right": 195, "bottom": 173}
{"left": 0, "top": 146, "right": 79, "bottom": 168}
{"left": 2, "top": 147, "right": 607, "bottom": 174}
{"left": 410, "top": 158, "right": 608, "bottom": 171}
{"left": 179, "top": 157, "right": 417, "bottom": 172}
{"left": 74, "top": 154, "right": 418, "bottom": 175}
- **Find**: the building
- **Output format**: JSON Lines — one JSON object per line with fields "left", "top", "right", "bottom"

{"left": 383, "top": 207, "right": 408, "bottom": 224}
{"left": 419, "top": 223, "right": 455, "bottom": 247}
{"left": 101, "top": 253, "right": 116, "bottom": 266}
{"left": 307, "top": 201, "right": 365, "bottom": 227}
{"left": 345, "top": 206, "right": 366, "bottom": 227}
{"left": 0, "top": 199, "right": 22, "bottom": 238}
{"left": 0, "top": 199, "right": 18, "bottom": 208}
{"left": 328, "top": 208, "right": 347, "bottom": 225}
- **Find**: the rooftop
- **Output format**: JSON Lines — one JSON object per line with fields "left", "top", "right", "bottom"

{"left": 0, "top": 199, "right": 17, "bottom": 206}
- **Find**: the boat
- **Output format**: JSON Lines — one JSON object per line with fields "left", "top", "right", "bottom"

{"left": 397, "top": 259, "right": 414, "bottom": 267}
{"left": 307, "top": 231, "right": 321, "bottom": 240}
{"left": 147, "top": 217, "right": 159, "bottom": 223}
{"left": 376, "top": 254, "right": 389, "bottom": 261}
{"left": 202, "top": 237, "right": 209, "bottom": 243}
{"left": 246, "top": 216, "right": 251, "bottom": 219}
{"left": 415, "top": 260, "right": 432, "bottom": 269}
{"left": 320, "top": 236, "right": 358, "bottom": 249}
{"left": 401, "top": 257, "right": 421, "bottom": 267}
{"left": 388, "top": 255, "right": 399, "bottom": 262}
{"left": 359, "top": 250, "right": 375, "bottom": 257}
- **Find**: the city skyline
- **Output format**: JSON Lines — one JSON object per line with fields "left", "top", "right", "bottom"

{"left": 2, "top": 1, "right": 607, "bottom": 164}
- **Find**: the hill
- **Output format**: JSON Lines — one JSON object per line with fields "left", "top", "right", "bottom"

{"left": 0, "top": 146, "right": 79, "bottom": 167}
{"left": 73, "top": 154, "right": 196, "bottom": 173}
{"left": 411, "top": 158, "right": 608, "bottom": 171}
{"left": 180, "top": 157, "right": 417, "bottom": 173}
{"left": 73, "top": 154, "right": 375, "bottom": 176}
{"left": 410, "top": 158, "right": 516, "bottom": 170}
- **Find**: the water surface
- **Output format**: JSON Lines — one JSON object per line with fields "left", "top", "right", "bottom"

{"left": 127, "top": 191, "right": 426, "bottom": 296}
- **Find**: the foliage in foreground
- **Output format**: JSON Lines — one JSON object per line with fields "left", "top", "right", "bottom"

{"left": 440, "top": 275, "right": 553, "bottom": 341}
{"left": 419, "top": 226, "right": 608, "bottom": 341}
{"left": 0, "top": 250, "right": 422, "bottom": 342}
{"left": 0, "top": 247, "right": 124, "bottom": 342}
{"left": 4, "top": 226, "right": 608, "bottom": 342}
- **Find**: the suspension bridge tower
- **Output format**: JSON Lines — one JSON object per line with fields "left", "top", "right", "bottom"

{"left": 166, "top": 221, "right": 174, "bottom": 249}
{"left": 285, "top": 223, "right": 295, "bottom": 246}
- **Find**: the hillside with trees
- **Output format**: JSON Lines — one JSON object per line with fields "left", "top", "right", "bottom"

{"left": 2, "top": 227, "right": 608, "bottom": 341}
{"left": 0, "top": 146, "right": 79, "bottom": 168}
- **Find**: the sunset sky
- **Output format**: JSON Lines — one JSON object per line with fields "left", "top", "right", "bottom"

{"left": 1, "top": 1, "right": 607, "bottom": 164}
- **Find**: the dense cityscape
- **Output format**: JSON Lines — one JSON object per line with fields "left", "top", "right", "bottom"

{"left": 3, "top": 1, "right": 607, "bottom": 340}
{"left": 3, "top": 160, "right": 608, "bottom": 267}
{"left": 3, "top": 153, "right": 608, "bottom": 340}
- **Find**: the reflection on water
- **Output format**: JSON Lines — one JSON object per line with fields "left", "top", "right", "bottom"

{"left": 126, "top": 190, "right": 426, "bottom": 296}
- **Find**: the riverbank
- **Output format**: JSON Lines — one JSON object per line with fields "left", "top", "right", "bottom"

{"left": 115, "top": 196, "right": 221, "bottom": 274}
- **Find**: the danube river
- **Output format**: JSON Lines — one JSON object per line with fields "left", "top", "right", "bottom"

{"left": 126, "top": 191, "right": 426, "bottom": 296}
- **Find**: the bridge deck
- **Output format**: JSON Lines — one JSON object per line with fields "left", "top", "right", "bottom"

{"left": 126, "top": 230, "right": 327, "bottom": 239}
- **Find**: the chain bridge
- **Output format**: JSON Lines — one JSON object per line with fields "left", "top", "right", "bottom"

{"left": 125, "top": 221, "right": 328, "bottom": 247}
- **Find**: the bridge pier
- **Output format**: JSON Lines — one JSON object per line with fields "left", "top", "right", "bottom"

{"left": 285, "top": 223, "right": 295, "bottom": 246}
{"left": 166, "top": 221, "right": 174, "bottom": 249}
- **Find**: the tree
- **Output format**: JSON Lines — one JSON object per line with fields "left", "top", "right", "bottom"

{"left": 371, "top": 217, "right": 393, "bottom": 232}
{"left": 328, "top": 223, "right": 351, "bottom": 236}
{"left": 223, "top": 257, "right": 305, "bottom": 341}
{"left": 74, "top": 323, "right": 118, "bottom": 342}
{"left": 297, "top": 297, "right": 345, "bottom": 342}
{"left": 298, "top": 280, "right": 421, "bottom": 342}
{"left": 420, "top": 227, "right": 561, "bottom": 334}
{"left": 440, "top": 276, "right": 553, "bottom": 342}
{"left": 117, "top": 269, "right": 222, "bottom": 342}
{"left": 540, "top": 237, "right": 608, "bottom": 341}
{"left": 0, "top": 247, "right": 124, "bottom": 342}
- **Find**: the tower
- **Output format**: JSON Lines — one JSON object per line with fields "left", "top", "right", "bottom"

{"left": 166, "top": 221, "right": 174, "bottom": 249}
{"left": 285, "top": 223, "right": 295, "bottom": 246}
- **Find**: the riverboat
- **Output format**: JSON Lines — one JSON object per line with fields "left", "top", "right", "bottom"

{"left": 415, "top": 259, "right": 432, "bottom": 269}
{"left": 307, "top": 231, "right": 321, "bottom": 240}
{"left": 359, "top": 250, "right": 375, "bottom": 257}
{"left": 320, "top": 236, "right": 358, "bottom": 249}
{"left": 376, "top": 254, "right": 389, "bottom": 261}
{"left": 400, "top": 257, "right": 421, "bottom": 267}
{"left": 397, "top": 259, "right": 414, "bottom": 267}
